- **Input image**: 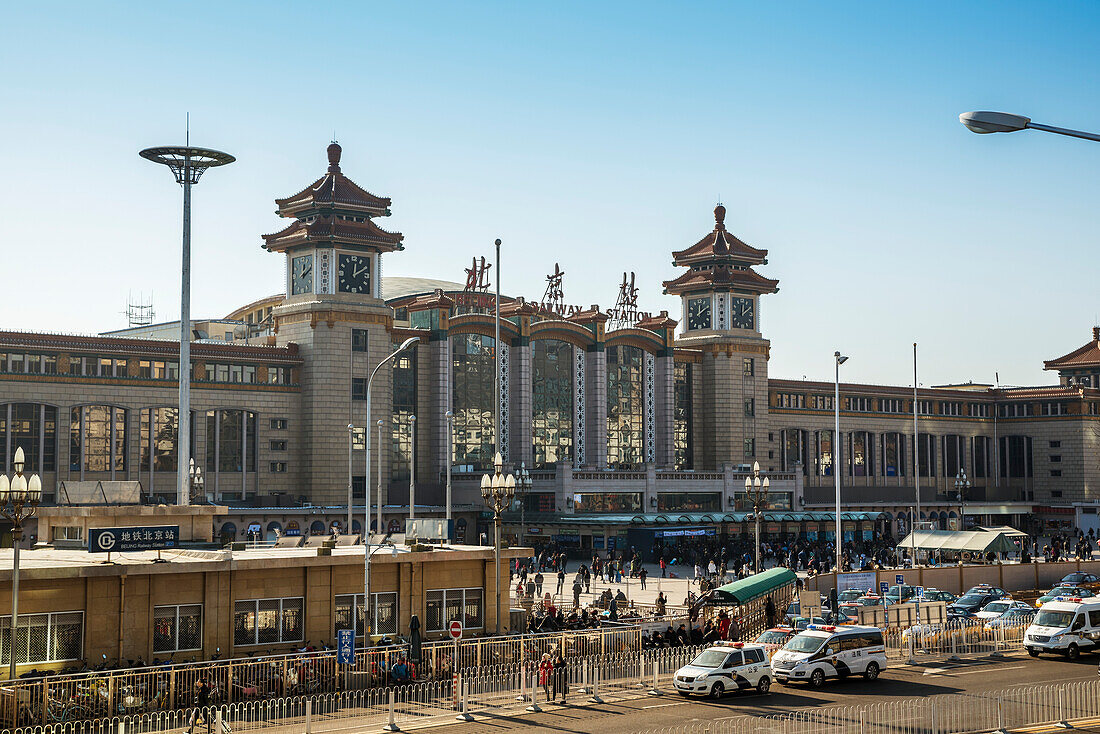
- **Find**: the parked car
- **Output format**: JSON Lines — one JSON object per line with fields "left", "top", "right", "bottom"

{"left": 755, "top": 627, "right": 798, "bottom": 655}
{"left": 1059, "top": 572, "right": 1100, "bottom": 590}
{"left": 1038, "top": 586, "right": 1097, "bottom": 605}
{"left": 948, "top": 588, "right": 1010, "bottom": 615}
{"left": 974, "top": 599, "right": 1033, "bottom": 621}
{"left": 922, "top": 589, "right": 958, "bottom": 604}
{"left": 883, "top": 585, "right": 918, "bottom": 605}
{"left": 984, "top": 607, "right": 1037, "bottom": 630}
{"left": 963, "top": 584, "right": 1009, "bottom": 598}
{"left": 674, "top": 642, "right": 773, "bottom": 698}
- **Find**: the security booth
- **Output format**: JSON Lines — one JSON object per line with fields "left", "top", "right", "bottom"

{"left": 693, "top": 567, "right": 798, "bottom": 640}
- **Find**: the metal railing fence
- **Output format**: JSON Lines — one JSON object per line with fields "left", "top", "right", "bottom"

{"left": 636, "top": 679, "right": 1100, "bottom": 734}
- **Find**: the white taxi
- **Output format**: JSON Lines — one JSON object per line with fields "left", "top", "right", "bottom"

{"left": 673, "top": 641, "right": 772, "bottom": 698}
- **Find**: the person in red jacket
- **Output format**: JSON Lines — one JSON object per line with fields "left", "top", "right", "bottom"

{"left": 538, "top": 653, "right": 554, "bottom": 702}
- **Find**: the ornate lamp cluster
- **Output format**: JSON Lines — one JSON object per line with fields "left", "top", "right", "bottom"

{"left": 744, "top": 461, "right": 769, "bottom": 574}
{"left": 1, "top": 447, "right": 42, "bottom": 681}
{"left": 481, "top": 452, "right": 514, "bottom": 635}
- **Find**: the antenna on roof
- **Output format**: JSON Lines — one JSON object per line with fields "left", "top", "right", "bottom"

{"left": 125, "top": 292, "right": 156, "bottom": 327}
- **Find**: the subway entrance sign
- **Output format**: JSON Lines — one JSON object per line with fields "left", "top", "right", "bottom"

{"left": 88, "top": 526, "right": 180, "bottom": 553}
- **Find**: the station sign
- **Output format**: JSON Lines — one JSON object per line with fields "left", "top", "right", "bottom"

{"left": 337, "top": 629, "right": 355, "bottom": 664}
{"left": 88, "top": 525, "right": 180, "bottom": 553}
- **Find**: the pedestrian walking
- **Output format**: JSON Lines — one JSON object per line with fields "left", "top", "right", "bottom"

{"left": 187, "top": 678, "right": 213, "bottom": 734}
{"left": 556, "top": 569, "right": 565, "bottom": 595}
{"left": 551, "top": 647, "right": 568, "bottom": 703}
{"left": 639, "top": 567, "right": 647, "bottom": 590}
{"left": 538, "top": 653, "right": 554, "bottom": 702}
{"left": 534, "top": 571, "right": 544, "bottom": 595}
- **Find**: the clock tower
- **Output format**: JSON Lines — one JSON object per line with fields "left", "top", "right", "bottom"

{"left": 263, "top": 143, "right": 405, "bottom": 504}
{"left": 664, "top": 204, "right": 779, "bottom": 471}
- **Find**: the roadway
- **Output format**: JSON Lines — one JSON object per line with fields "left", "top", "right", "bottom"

{"left": 426, "top": 652, "right": 1099, "bottom": 734}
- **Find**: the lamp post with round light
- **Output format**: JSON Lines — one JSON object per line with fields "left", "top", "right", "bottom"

{"left": 481, "top": 452, "right": 515, "bottom": 634}
{"left": 1, "top": 447, "right": 42, "bottom": 681}
{"left": 744, "top": 461, "right": 770, "bottom": 574}
{"left": 188, "top": 458, "right": 205, "bottom": 504}
{"left": 954, "top": 468, "right": 971, "bottom": 531}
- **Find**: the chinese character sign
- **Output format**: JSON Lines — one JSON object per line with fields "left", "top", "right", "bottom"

{"left": 88, "top": 525, "right": 180, "bottom": 553}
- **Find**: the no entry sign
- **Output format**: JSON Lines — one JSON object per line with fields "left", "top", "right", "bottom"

{"left": 449, "top": 620, "right": 463, "bottom": 640}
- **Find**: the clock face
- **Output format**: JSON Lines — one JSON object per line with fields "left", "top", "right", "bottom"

{"left": 291, "top": 254, "right": 313, "bottom": 295}
{"left": 731, "top": 297, "right": 755, "bottom": 329}
{"left": 686, "top": 297, "right": 712, "bottom": 330}
{"left": 338, "top": 253, "right": 372, "bottom": 295}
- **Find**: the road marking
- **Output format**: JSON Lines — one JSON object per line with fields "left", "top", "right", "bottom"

{"left": 923, "top": 664, "right": 1026, "bottom": 676}
{"left": 642, "top": 702, "right": 686, "bottom": 709}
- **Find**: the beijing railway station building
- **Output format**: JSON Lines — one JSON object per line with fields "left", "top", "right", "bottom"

{"left": 3, "top": 143, "right": 1100, "bottom": 552}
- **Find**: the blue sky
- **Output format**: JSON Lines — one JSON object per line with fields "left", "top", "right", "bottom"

{"left": 2, "top": 1, "right": 1098, "bottom": 387}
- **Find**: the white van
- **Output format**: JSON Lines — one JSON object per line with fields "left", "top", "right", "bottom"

{"left": 673, "top": 641, "right": 772, "bottom": 698}
{"left": 771, "top": 624, "right": 887, "bottom": 688}
{"left": 1025, "top": 597, "right": 1100, "bottom": 659}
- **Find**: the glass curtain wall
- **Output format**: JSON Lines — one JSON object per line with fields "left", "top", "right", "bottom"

{"left": 531, "top": 339, "right": 573, "bottom": 468}
{"left": 606, "top": 344, "right": 644, "bottom": 470}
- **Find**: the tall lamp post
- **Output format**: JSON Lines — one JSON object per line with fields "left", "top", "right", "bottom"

{"left": 834, "top": 351, "right": 848, "bottom": 573}
{"left": 960, "top": 111, "right": 1100, "bottom": 142}
{"left": 139, "top": 143, "right": 234, "bottom": 506}
{"left": 481, "top": 452, "right": 515, "bottom": 635}
{"left": 516, "top": 462, "right": 531, "bottom": 537}
{"left": 744, "top": 461, "right": 770, "bottom": 574}
{"left": 1, "top": 448, "right": 42, "bottom": 681}
{"left": 408, "top": 415, "right": 417, "bottom": 521}
{"left": 347, "top": 424, "right": 355, "bottom": 535}
{"left": 187, "top": 458, "right": 205, "bottom": 504}
{"left": 363, "top": 337, "right": 419, "bottom": 637}
{"left": 954, "top": 468, "right": 971, "bottom": 531}
{"left": 445, "top": 411, "right": 454, "bottom": 533}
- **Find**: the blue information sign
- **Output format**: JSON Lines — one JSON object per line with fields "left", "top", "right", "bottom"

{"left": 895, "top": 574, "right": 904, "bottom": 585}
{"left": 337, "top": 628, "right": 355, "bottom": 664}
{"left": 88, "top": 525, "right": 180, "bottom": 553}
{"left": 879, "top": 582, "right": 889, "bottom": 594}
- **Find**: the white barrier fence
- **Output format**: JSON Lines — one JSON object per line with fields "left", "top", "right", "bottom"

{"left": 883, "top": 618, "right": 1027, "bottom": 662}
{"left": 638, "top": 678, "right": 1100, "bottom": 734}
{"left": 4, "top": 646, "right": 704, "bottom": 734}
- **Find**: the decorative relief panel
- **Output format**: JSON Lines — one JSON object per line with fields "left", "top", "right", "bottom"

{"left": 644, "top": 351, "right": 656, "bottom": 463}
{"left": 318, "top": 250, "right": 332, "bottom": 294}
{"left": 499, "top": 343, "right": 510, "bottom": 462}
{"left": 716, "top": 293, "right": 728, "bottom": 331}
{"left": 574, "top": 345, "right": 586, "bottom": 467}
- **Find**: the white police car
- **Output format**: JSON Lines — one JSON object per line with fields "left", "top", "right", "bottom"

{"left": 770, "top": 624, "right": 887, "bottom": 688}
{"left": 673, "top": 641, "right": 772, "bottom": 698}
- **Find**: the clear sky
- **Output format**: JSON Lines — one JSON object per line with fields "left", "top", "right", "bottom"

{"left": 3, "top": 2, "right": 1098, "bottom": 388}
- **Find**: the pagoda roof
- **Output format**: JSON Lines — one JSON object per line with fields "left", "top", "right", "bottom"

{"left": 662, "top": 264, "right": 779, "bottom": 296}
{"left": 672, "top": 204, "right": 768, "bottom": 266}
{"left": 261, "top": 214, "right": 404, "bottom": 254}
{"left": 1044, "top": 327, "right": 1100, "bottom": 371}
{"left": 273, "top": 143, "right": 392, "bottom": 218}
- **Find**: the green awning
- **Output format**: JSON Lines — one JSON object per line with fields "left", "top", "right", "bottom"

{"left": 709, "top": 567, "right": 797, "bottom": 606}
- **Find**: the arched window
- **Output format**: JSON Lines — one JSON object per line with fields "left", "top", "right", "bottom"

{"left": 607, "top": 344, "right": 644, "bottom": 469}
{"left": 532, "top": 339, "right": 573, "bottom": 468}
{"left": 452, "top": 334, "right": 496, "bottom": 471}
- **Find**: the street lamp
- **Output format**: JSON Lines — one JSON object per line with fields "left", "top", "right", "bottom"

{"left": 363, "top": 337, "right": 419, "bottom": 637}
{"left": 347, "top": 424, "right": 355, "bottom": 536}
{"left": 188, "top": 458, "right": 205, "bottom": 504}
{"left": 445, "top": 411, "right": 454, "bottom": 532}
{"left": 139, "top": 142, "right": 234, "bottom": 506}
{"left": 408, "top": 415, "right": 417, "bottom": 521}
{"left": 834, "top": 351, "right": 848, "bottom": 573}
{"left": 516, "top": 462, "right": 531, "bottom": 540}
{"left": 954, "top": 468, "right": 971, "bottom": 531}
{"left": 959, "top": 111, "right": 1100, "bottom": 142}
{"left": 481, "top": 452, "right": 515, "bottom": 635}
{"left": 1, "top": 447, "right": 42, "bottom": 681}
{"left": 744, "top": 461, "right": 770, "bottom": 574}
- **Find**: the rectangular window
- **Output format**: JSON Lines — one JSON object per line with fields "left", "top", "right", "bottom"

{"left": 270, "top": 418, "right": 288, "bottom": 430}
{"left": 776, "top": 393, "right": 805, "bottom": 409}
{"left": 973, "top": 436, "right": 991, "bottom": 478}
{"left": 0, "top": 611, "right": 83, "bottom": 666}
{"left": 811, "top": 395, "right": 834, "bottom": 411}
{"left": 243, "top": 365, "right": 256, "bottom": 384}
{"left": 334, "top": 593, "right": 398, "bottom": 637}
{"left": 152, "top": 604, "right": 202, "bottom": 652}
{"left": 1050, "top": 440, "right": 1061, "bottom": 448}
{"left": 940, "top": 402, "right": 962, "bottom": 416}
{"left": 744, "top": 398, "right": 755, "bottom": 417}
{"left": 215, "top": 364, "right": 230, "bottom": 382}
{"left": 1042, "top": 402, "right": 1069, "bottom": 416}
{"left": 744, "top": 437, "right": 756, "bottom": 459}
{"left": 844, "top": 397, "right": 871, "bottom": 412}
{"left": 270, "top": 440, "right": 287, "bottom": 451}
{"left": 426, "top": 589, "right": 483, "bottom": 632}
{"left": 1050, "top": 455, "right": 1061, "bottom": 462}
{"left": 883, "top": 432, "right": 906, "bottom": 477}
{"left": 673, "top": 362, "right": 693, "bottom": 470}
{"left": 917, "top": 400, "right": 933, "bottom": 415}
{"left": 233, "top": 598, "right": 303, "bottom": 646}
{"left": 1051, "top": 469, "right": 1063, "bottom": 477}
{"left": 268, "top": 366, "right": 290, "bottom": 385}
{"left": 270, "top": 462, "right": 287, "bottom": 473}
{"left": 352, "top": 329, "right": 369, "bottom": 352}
{"left": 970, "top": 403, "right": 990, "bottom": 418}
{"left": 880, "top": 398, "right": 903, "bottom": 413}
{"left": 229, "top": 365, "right": 243, "bottom": 383}
{"left": 352, "top": 377, "right": 368, "bottom": 401}
{"left": 742, "top": 358, "right": 754, "bottom": 376}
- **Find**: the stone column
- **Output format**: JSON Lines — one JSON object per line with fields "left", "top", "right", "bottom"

{"left": 585, "top": 348, "right": 607, "bottom": 470}
{"left": 654, "top": 354, "right": 675, "bottom": 468}
{"left": 511, "top": 341, "right": 533, "bottom": 469}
